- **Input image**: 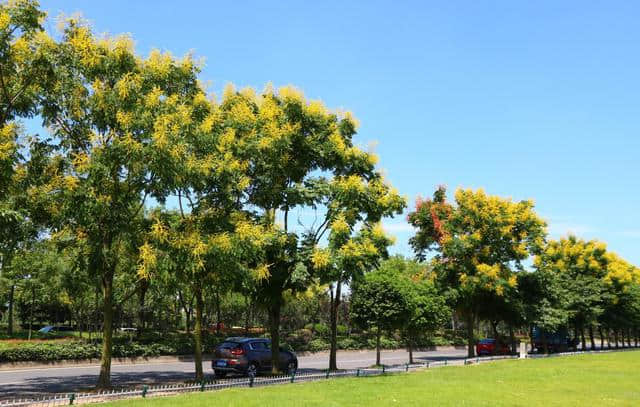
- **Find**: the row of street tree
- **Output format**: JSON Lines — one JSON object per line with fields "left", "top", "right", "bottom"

{"left": 1, "top": 0, "right": 639, "bottom": 390}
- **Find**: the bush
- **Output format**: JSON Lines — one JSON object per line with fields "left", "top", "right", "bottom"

{"left": 336, "top": 325, "right": 348, "bottom": 336}
{"left": 308, "top": 338, "right": 330, "bottom": 352}
{"left": 285, "top": 328, "right": 313, "bottom": 350}
{"left": 366, "top": 336, "right": 400, "bottom": 350}
{"left": 0, "top": 333, "right": 225, "bottom": 363}
{"left": 336, "top": 337, "right": 363, "bottom": 350}
{"left": 313, "top": 323, "right": 329, "bottom": 338}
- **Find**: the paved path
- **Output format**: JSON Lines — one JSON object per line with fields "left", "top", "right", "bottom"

{"left": 0, "top": 348, "right": 467, "bottom": 399}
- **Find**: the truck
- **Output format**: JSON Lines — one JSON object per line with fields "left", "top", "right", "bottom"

{"left": 532, "top": 327, "right": 579, "bottom": 353}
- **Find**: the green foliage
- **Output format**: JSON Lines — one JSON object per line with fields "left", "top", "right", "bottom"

{"left": 312, "top": 323, "right": 330, "bottom": 338}
{"left": 350, "top": 267, "right": 413, "bottom": 333}
{"left": 308, "top": 338, "right": 330, "bottom": 352}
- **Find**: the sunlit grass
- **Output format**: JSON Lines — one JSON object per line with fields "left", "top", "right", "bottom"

{"left": 103, "top": 351, "right": 640, "bottom": 406}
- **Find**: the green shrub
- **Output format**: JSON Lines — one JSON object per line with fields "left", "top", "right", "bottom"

{"left": 285, "top": 329, "right": 313, "bottom": 350}
{"left": 336, "top": 337, "right": 362, "bottom": 350}
{"left": 313, "top": 323, "right": 329, "bottom": 338}
{"left": 308, "top": 338, "right": 329, "bottom": 352}
{"left": 336, "top": 325, "right": 348, "bottom": 336}
{"left": 366, "top": 336, "right": 400, "bottom": 350}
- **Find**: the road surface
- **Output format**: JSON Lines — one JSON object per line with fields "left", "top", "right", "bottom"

{"left": 0, "top": 348, "right": 467, "bottom": 399}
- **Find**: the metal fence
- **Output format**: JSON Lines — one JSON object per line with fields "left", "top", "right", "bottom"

{"left": 1, "top": 348, "right": 636, "bottom": 407}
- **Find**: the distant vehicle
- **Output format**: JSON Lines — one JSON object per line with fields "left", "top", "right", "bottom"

{"left": 476, "top": 338, "right": 511, "bottom": 356}
{"left": 212, "top": 337, "right": 297, "bottom": 378}
{"left": 532, "top": 327, "right": 578, "bottom": 353}
{"left": 38, "top": 326, "right": 74, "bottom": 334}
{"left": 119, "top": 327, "right": 138, "bottom": 333}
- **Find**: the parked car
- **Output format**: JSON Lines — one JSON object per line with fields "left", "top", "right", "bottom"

{"left": 38, "top": 326, "right": 74, "bottom": 334}
{"left": 119, "top": 327, "right": 138, "bottom": 333}
{"left": 211, "top": 337, "right": 297, "bottom": 378}
{"left": 476, "top": 338, "right": 511, "bottom": 355}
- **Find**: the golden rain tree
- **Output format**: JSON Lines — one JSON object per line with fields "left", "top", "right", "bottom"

{"left": 408, "top": 186, "right": 547, "bottom": 357}
{"left": 311, "top": 192, "right": 404, "bottom": 370}
{"left": 599, "top": 251, "right": 640, "bottom": 348}
{"left": 29, "top": 17, "right": 205, "bottom": 388}
{"left": 534, "top": 236, "right": 609, "bottom": 350}
{"left": 217, "top": 84, "right": 404, "bottom": 372}
{"left": 0, "top": 0, "right": 55, "bottom": 335}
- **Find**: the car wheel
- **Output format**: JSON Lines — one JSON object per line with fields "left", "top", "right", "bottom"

{"left": 285, "top": 361, "right": 297, "bottom": 375}
{"left": 247, "top": 362, "right": 258, "bottom": 378}
{"left": 214, "top": 370, "right": 227, "bottom": 379}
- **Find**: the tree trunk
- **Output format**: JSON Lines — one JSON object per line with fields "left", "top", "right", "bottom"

{"left": 580, "top": 326, "right": 586, "bottom": 351}
{"left": 490, "top": 320, "right": 499, "bottom": 354}
{"left": 588, "top": 325, "right": 596, "bottom": 350}
{"left": 244, "top": 295, "right": 250, "bottom": 335}
{"left": 137, "top": 280, "right": 149, "bottom": 337}
{"left": 268, "top": 303, "right": 282, "bottom": 374}
{"left": 7, "top": 284, "right": 14, "bottom": 335}
{"left": 598, "top": 326, "right": 604, "bottom": 349}
{"left": 193, "top": 287, "right": 204, "bottom": 381}
{"left": 215, "top": 289, "right": 221, "bottom": 331}
{"left": 376, "top": 326, "right": 382, "bottom": 366}
{"left": 614, "top": 330, "right": 619, "bottom": 349}
{"left": 466, "top": 311, "right": 475, "bottom": 357}
{"left": 329, "top": 281, "right": 341, "bottom": 371}
{"left": 408, "top": 338, "right": 414, "bottom": 364}
{"left": 529, "top": 325, "right": 535, "bottom": 352}
{"left": 28, "top": 285, "right": 35, "bottom": 340}
{"left": 97, "top": 274, "right": 114, "bottom": 389}
{"left": 509, "top": 326, "right": 516, "bottom": 354}
{"left": 541, "top": 331, "right": 549, "bottom": 355}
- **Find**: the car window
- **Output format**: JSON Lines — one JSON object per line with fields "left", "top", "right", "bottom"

{"left": 250, "top": 342, "right": 266, "bottom": 351}
{"left": 219, "top": 342, "right": 241, "bottom": 349}
{"left": 263, "top": 341, "right": 271, "bottom": 350}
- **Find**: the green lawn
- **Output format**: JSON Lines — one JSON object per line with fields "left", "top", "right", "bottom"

{"left": 104, "top": 351, "right": 640, "bottom": 407}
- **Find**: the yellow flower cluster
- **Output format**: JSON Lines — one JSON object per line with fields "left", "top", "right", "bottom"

{"left": 476, "top": 263, "right": 500, "bottom": 279}
{"left": 253, "top": 264, "right": 271, "bottom": 281}
{"left": 330, "top": 215, "right": 350, "bottom": 236}
{"left": 0, "top": 124, "right": 17, "bottom": 161}
{"left": 311, "top": 248, "right": 331, "bottom": 269}
{"left": 137, "top": 242, "right": 157, "bottom": 279}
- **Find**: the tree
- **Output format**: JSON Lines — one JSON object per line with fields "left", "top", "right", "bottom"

{"left": 350, "top": 266, "right": 412, "bottom": 366}
{"left": 148, "top": 209, "right": 264, "bottom": 380}
{"left": 29, "top": 17, "right": 204, "bottom": 387}
{"left": 0, "top": 0, "right": 53, "bottom": 335}
{"left": 219, "top": 84, "right": 403, "bottom": 373}
{"left": 599, "top": 252, "right": 640, "bottom": 348}
{"left": 380, "top": 256, "right": 450, "bottom": 364}
{"left": 535, "top": 236, "right": 608, "bottom": 350}
{"left": 518, "top": 267, "right": 570, "bottom": 353}
{"left": 313, "top": 223, "right": 398, "bottom": 370}
{"left": 408, "top": 187, "right": 546, "bottom": 357}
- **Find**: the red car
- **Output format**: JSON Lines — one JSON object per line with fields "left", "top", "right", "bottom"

{"left": 476, "top": 339, "right": 511, "bottom": 355}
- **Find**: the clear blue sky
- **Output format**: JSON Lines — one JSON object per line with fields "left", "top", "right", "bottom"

{"left": 39, "top": 1, "right": 640, "bottom": 264}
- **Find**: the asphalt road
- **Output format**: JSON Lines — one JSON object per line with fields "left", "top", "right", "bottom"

{"left": 0, "top": 348, "right": 467, "bottom": 399}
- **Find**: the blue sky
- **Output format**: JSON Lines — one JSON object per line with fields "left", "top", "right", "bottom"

{"left": 39, "top": 1, "right": 640, "bottom": 264}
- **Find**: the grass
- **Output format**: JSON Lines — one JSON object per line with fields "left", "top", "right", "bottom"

{"left": 102, "top": 350, "right": 640, "bottom": 406}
